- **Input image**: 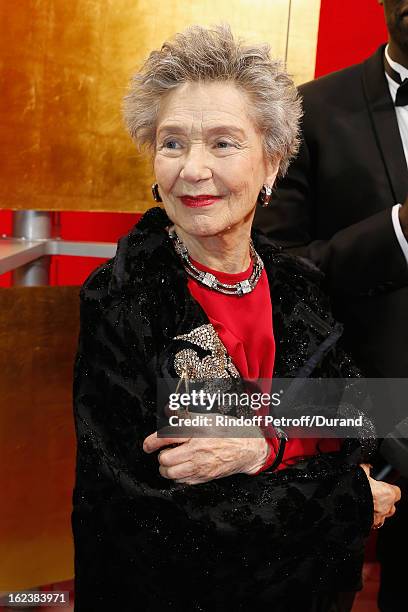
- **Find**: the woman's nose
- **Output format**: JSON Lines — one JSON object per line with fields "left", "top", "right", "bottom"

{"left": 179, "top": 145, "right": 212, "bottom": 182}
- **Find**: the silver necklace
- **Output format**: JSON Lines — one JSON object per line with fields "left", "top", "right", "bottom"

{"left": 168, "top": 228, "right": 264, "bottom": 296}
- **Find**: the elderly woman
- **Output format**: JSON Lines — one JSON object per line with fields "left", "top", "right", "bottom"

{"left": 72, "top": 25, "right": 400, "bottom": 612}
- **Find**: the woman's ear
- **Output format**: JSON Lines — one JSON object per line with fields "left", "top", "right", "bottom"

{"left": 265, "top": 157, "right": 281, "bottom": 187}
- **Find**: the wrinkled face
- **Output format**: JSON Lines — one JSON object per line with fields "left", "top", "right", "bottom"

{"left": 153, "top": 81, "right": 278, "bottom": 237}
{"left": 383, "top": 0, "right": 408, "bottom": 51}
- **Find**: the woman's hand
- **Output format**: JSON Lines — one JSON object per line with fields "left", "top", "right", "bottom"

{"left": 360, "top": 463, "right": 401, "bottom": 529}
{"left": 143, "top": 420, "right": 269, "bottom": 484}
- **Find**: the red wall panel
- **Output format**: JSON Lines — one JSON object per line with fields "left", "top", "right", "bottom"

{"left": 58, "top": 211, "right": 138, "bottom": 242}
{"left": 315, "top": 0, "right": 387, "bottom": 78}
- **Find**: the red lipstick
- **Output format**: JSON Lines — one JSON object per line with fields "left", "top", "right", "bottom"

{"left": 180, "top": 195, "right": 222, "bottom": 208}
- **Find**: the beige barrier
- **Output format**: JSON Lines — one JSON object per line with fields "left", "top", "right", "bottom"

{"left": 0, "top": 286, "right": 79, "bottom": 591}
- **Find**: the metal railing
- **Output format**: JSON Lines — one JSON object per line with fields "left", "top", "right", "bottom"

{"left": 0, "top": 211, "right": 116, "bottom": 283}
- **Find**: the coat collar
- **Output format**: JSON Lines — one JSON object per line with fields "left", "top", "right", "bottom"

{"left": 107, "top": 206, "right": 340, "bottom": 379}
{"left": 108, "top": 206, "right": 177, "bottom": 296}
{"left": 108, "top": 206, "right": 286, "bottom": 297}
{"left": 362, "top": 44, "right": 408, "bottom": 203}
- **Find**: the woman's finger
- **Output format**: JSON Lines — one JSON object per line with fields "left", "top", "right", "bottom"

{"left": 360, "top": 463, "right": 371, "bottom": 477}
{"left": 373, "top": 503, "right": 397, "bottom": 527}
{"left": 391, "top": 484, "right": 402, "bottom": 503}
{"left": 371, "top": 481, "right": 401, "bottom": 515}
{"left": 158, "top": 443, "right": 194, "bottom": 467}
{"left": 384, "top": 505, "right": 396, "bottom": 519}
{"left": 143, "top": 431, "right": 190, "bottom": 453}
{"left": 159, "top": 461, "right": 196, "bottom": 480}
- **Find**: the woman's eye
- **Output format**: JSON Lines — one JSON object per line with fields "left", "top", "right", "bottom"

{"left": 216, "top": 141, "right": 233, "bottom": 149}
{"left": 163, "top": 140, "right": 181, "bottom": 149}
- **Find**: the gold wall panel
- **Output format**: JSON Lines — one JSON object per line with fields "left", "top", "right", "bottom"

{"left": 0, "top": 286, "right": 79, "bottom": 591}
{"left": 0, "top": 0, "right": 320, "bottom": 213}
{"left": 288, "top": 0, "right": 321, "bottom": 85}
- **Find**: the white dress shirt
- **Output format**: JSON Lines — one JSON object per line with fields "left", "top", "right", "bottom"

{"left": 384, "top": 45, "right": 408, "bottom": 265}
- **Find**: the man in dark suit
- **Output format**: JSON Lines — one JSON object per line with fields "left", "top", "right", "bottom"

{"left": 255, "top": 1, "right": 408, "bottom": 610}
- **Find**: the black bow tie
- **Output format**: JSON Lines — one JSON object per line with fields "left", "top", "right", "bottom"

{"left": 384, "top": 55, "right": 408, "bottom": 106}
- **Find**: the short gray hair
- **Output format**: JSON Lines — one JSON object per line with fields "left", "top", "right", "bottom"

{"left": 123, "top": 24, "right": 302, "bottom": 177}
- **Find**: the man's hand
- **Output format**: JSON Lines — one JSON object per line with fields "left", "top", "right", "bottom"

{"left": 143, "top": 419, "right": 269, "bottom": 485}
{"left": 399, "top": 195, "right": 408, "bottom": 238}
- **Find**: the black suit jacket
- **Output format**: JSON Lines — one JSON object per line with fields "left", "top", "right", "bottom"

{"left": 255, "top": 45, "right": 408, "bottom": 378}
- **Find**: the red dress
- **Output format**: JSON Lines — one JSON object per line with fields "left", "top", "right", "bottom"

{"left": 188, "top": 256, "right": 340, "bottom": 472}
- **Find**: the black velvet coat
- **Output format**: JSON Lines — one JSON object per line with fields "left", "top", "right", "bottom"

{"left": 72, "top": 207, "right": 376, "bottom": 611}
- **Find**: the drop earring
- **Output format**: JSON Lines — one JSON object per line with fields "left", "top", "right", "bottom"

{"left": 257, "top": 185, "right": 272, "bottom": 208}
{"left": 151, "top": 183, "right": 163, "bottom": 203}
